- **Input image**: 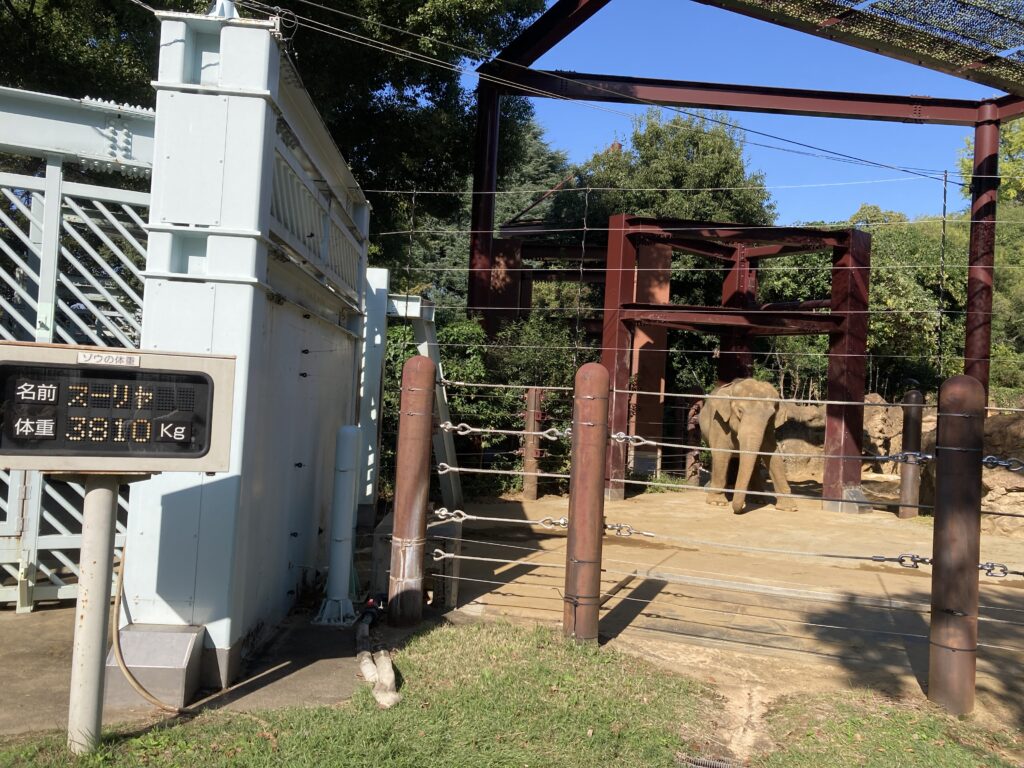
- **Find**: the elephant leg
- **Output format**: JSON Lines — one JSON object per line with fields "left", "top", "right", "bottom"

{"left": 706, "top": 449, "right": 730, "bottom": 507}
{"left": 767, "top": 448, "right": 798, "bottom": 511}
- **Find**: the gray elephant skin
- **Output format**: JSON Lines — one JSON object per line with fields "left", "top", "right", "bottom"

{"left": 698, "top": 378, "right": 797, "bottom": 514}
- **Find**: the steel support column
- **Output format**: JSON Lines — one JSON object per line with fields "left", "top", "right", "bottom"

{"left": 718, "top": 245, "right": 756, "bottom": 383}
{"left": 468, "top": 84, "right": 500, "bottom": 318}
{"left": 964, "top": 104, "right": 1000, "bottom": 393}
{"left": 630, "top": 242, "right": 672, "bottom": 474}
{"left": 602, "top": 215, "right": 636, "bottom": 500}
{"left": 823, "top": 232, "right": 870, "bottom": 509}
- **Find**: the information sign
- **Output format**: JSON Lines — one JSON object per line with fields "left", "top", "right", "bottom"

{"left": 0, "top": 343, "right": 234, "bottom": 472}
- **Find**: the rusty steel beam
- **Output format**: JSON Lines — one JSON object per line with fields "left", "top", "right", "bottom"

{"left": 519, "top": 243, "right": 607, "bottom": 261}
{"left": 492, "top": 68, "right": 984, "bottom": 125}
{"left": 823, "top": 232, "right": 871, "bottom": 510}
{"left": 530, "top": 268, "right": 605, "bottom": 283}
{"left": 929, "top": 375, "right": 985, "bottom": 716}
{"left": 563, "top": 362, "right": 609, "bottom": 643}
{"left": 622, "top": 217, "right": 850, "bottom": 248}
{"left": 995, "top": 93, "right": 1024, "bottom": 122}
{"left": 490, "top": 0, "right": 613, "bottom": 67}
{"left": 760, "top": 299, "right": 832, "bottom": 311}
{"left": 620, "top": 305, "right": 841, "bottom": 334}
{"left": 388, "top": 355, "right": 436, "bottom": 626}
{"left": 964, "top": 103, "right": 1000, "bottom": 394}
{"left": 688, "top": 0, "right": 1024, "bottom": 99}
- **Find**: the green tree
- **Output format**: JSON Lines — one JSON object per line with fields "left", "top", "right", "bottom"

{"left": 0, "top": 0, "right": 546, "bottom": 252}
{"left": 958, "top": 120, "right": 1024, "bottom": 201}
{"left": 548, "top": 109, "right": 776, "bottom": 242}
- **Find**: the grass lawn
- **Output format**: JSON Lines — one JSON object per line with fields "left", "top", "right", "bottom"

{"left": 0, "top": 621, "right": 1019, "bottom": 767}
{"left": 755, "top": 691, "right": 1022, "bottom": 768}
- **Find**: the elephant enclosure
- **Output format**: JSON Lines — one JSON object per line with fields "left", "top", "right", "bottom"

{"left": 440, "top": 489, "right": 1024, "bottom": 730}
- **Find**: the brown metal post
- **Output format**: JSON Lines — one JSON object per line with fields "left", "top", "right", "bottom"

{"left": 898, "top": 389, "right": 924, "bottom": 519}
{"left": 928, "top": 375, "right": 985, "bottom": 715}
{"left": 468, "top": 84, "right": 501, "bottom": 324}
{"left": 964, "top": 103, "right": 1000, "bottom": 394}
{"left": 523, "top": 387, "right": 542, "bottom": 501}
{"left": 388, "top": 355, "right": 436, "bottom": 626}
{"left": 823, "top": 231, "right": 871, "bottom": 511}
{"left": 718, "top": 245, "right": 756, "bottom": 383}
{"left": 563, "top": 362, "right": 609, "bottom": 643}
{"left": 630, "top": 242, "right": 672, "bottom": 474}
{"left": 601, "top": 214, "right": 636, "bottom": 500}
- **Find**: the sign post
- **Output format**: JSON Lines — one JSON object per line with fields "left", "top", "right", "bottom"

{"left": 67, "top": 475, "right": 121, "bottom": 754}
{"left": 0, "top": 342, "right": 235, "bottom": 755}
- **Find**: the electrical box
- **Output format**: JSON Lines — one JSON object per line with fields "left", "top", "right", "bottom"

{"left": 0, "top": 342, "right": 235, "bottom": 473}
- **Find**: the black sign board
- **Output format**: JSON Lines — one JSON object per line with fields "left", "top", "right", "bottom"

{"left": 0, "top": 364, "right": 213, "bottom": 458}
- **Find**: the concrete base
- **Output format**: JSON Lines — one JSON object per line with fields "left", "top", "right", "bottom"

{"left": 821, "top": 485, "right": 870, "bottom": 514}
{"left": 605, "top": 487, "right": 625, "bottom": 502}
{"left": 104, "top": 624, "right": 204, "bottom": 710}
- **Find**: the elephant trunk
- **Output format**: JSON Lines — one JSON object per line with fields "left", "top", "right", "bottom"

{"left": 731, "top": 427, "right": 763, "bottom": 513}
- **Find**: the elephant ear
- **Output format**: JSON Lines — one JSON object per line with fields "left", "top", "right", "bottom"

{"left": 774, "top": 401, "right": 789, "bottom": 430}
{"left": 701, "top": 383, "right": 731, "bottom": 433}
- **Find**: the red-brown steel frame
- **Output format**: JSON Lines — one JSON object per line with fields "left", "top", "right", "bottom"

{"left": 469, "top": 0, "right": 1011, "bottom": 399}
{"left": 600, "top": 216, "right": 869, "bottom": 505}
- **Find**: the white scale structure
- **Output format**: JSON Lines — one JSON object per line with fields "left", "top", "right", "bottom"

{"left": 0, "top": 5, "right": 463, "bottom": 699}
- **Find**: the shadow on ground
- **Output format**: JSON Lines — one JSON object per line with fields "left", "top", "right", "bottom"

{"left": 802, "top": 585, "right": 1024, "bottom": 729}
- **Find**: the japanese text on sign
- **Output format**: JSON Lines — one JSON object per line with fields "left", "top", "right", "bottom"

{"left": 0, "top": 365, "right": 211, "bottom": 459}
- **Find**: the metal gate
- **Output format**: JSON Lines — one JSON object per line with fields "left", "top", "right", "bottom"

{"left": 0, "top": 156, "right": 151, "bottom": 610}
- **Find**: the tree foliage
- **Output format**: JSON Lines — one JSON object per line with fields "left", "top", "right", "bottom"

{"left": 959, "top": 120, "right": 1024, "bottom": 202}
{"left": 0, "top": 0, "right": 545, "bottom": 249}
{"left": 548, "top": 109, "right": 776, "bottom": 242}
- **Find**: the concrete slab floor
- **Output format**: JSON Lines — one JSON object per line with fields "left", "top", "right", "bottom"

{"left": 0, "top": 607, "right": 364, "bottom": 737}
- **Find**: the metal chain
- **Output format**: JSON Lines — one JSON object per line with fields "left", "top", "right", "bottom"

{"left": 605, "top": 522, "right": 656, "bottom": 538}
{"left": 440, "top": 420, "right": 571, "bottom": 441}
{"left": 981, "top": 455, "right": 1024, "bottom": 472}
{"left": 979, "top": 561, "right": 1024, "bottom": 578}
{"left": 434, "top": 507, "right": 568, "bottom": 530}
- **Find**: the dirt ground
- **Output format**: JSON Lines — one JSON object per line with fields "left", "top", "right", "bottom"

{"left": 2, "top": 478, "right": 1022, "bottom": 760}
{"left": 446, "top": 480, "right": 1024, "bottom": 760}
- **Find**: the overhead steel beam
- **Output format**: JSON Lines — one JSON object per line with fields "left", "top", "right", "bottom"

{"left": 623, "top": 218, "right": 850, "bottom": 248}
{"left": 489, "top": 0, "right": 614, "bottom": 67}
{"left": 995, "top": 93, "right": 1024, "bottom": 122}
{"left": 491, "top": 68, "right": 985, "bottom": 126}
{"left": 0, "top": 86, "right": 154, "bottom": 176}
{"left": 689, "top": 0, "right": 1024, "bottom": 99}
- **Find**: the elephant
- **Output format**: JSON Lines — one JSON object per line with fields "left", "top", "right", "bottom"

{"left": 698, "top": 378, "right": 797, "bottom": 514}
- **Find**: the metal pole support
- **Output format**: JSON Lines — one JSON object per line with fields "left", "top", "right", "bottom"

{"left": 388, "top": 355, "right": 436, "bottom": 626}
{"left": 563, "top": 363, "right": 609, "bottom": 643}
{"left": 67, "top": 475, "right": 120, "bottom": 755}
{"left": 928, "top": 375, "right": 985, "bottom": 716}
{"left": 523, "top": 387, "right": 542, "bottom": 501}
{"left": 898, "top": 389, "right": 924, "bottom": 519}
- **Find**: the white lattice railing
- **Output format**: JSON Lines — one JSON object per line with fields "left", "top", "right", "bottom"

{"left": 0, "top": 173, "right": 45, "bottom": 344}
{"left": 270, "top": 143, "right": 363, "bottom": 305}
{"left": 57, "top": 183, "right": 148, "bottom": 349}
{"left": 0, "top": 168, "right": 146, "bottom": 608}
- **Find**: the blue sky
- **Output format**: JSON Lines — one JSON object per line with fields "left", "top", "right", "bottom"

{"left": 508, "top": 0, "right": 1000, "bottom": 225}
